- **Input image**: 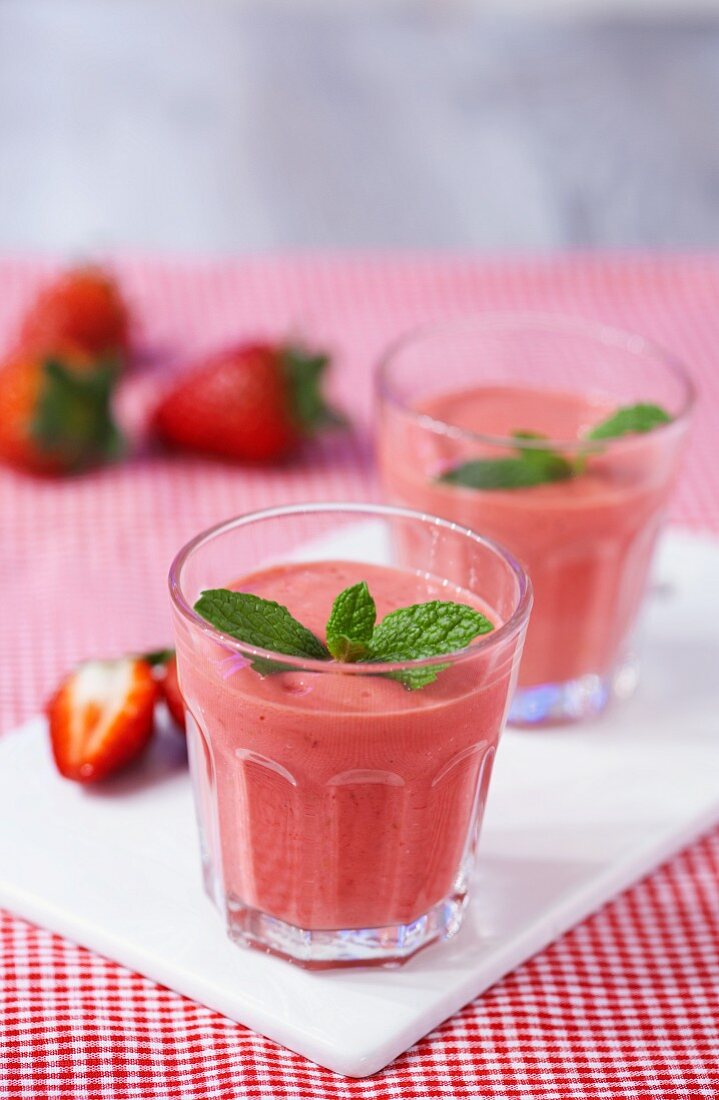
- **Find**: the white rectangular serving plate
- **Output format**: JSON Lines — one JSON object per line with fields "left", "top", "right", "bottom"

{"left": 0, "top": 527, "right": 717, "bottom": 1077}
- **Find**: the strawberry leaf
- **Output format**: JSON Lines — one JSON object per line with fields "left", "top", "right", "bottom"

{"left": 30, "top": 357, "right": 124, "bottom": 470}
{"left": 141, "top": 648, "right": 175, "bottom": 667}
{"left": 281, "top": 346, "right": 346, "bottom": 435}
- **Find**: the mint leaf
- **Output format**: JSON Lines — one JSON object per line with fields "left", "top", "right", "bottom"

{"left": 326, "top": 581, "right": 376, "bottom": 661}
{"left": 194, "top": 590, "right": 329, "bottom": 672}
{"left": 370, "top": 600, "right": 494, "bottom": 689}
{"left": 440, "top": 432, "right": 575, "bottom": 491}
{"left": 325, "top": 586, "right": 496, "bottom": 689}
{"left": 371, "top": 601, "right": 494, "bottom": 659}
{"left": 587, "top": 403, "right": 672, "bottom": 440}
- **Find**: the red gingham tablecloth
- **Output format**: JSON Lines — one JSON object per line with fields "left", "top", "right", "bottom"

{"left": 0, "top": 254, "right": 717, "bottom": 1099}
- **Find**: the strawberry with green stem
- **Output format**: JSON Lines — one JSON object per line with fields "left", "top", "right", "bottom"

{"left": 152, "top": 342, "right": 345, "bottom": 462}
{"left": 0, "top": 345, "right": 123, "bottom": 475}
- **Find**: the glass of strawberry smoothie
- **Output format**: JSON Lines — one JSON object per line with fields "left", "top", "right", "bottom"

{"left": 169, "top": 503, "right": 531, "bottom": 967}
{"left": 377, "top": 315, "right": 694, "bottom": 726}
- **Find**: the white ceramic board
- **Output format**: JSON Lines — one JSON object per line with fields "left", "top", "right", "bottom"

{"left": 0, "top": 527, "right": 717, "bottom": 1077}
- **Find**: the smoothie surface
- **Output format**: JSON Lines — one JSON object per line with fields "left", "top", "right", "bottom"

{"left": 420, "top": 383, "right": 616, "bottom": 444}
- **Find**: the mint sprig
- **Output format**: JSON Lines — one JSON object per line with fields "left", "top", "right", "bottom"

{"left": 439, "top": 402, "right": 673, "bottom": 490}
{"left": 193, "top": 580, "right": 494, "bottom": 690}
{"left": 326, "top": 581, "right": 376, "bottom": 661}
{"left": 586, "top": 403, "right": 672, "bottom": 440}
{"left": 440, "top": 450, "right": 574, "bottom": 490}
{"left": 439, "top": 432, "right": 574, "bottom": 491}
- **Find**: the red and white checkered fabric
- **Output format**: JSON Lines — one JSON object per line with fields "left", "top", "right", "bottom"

{"left": 0, "top": 255, "right": 717, "bottom": 1098}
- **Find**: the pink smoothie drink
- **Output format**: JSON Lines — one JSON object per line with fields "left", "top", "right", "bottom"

{"left": 380, "top": 384, "right": 683, "bottom": 691}
{"left": 179, "top": 561, "right": 510, "bottom": 932}
{"left": 377, "top": 317, "right": 693, "bottom": 724}
{"left": 170, "top": 504, "right": 531, "bottom": 966}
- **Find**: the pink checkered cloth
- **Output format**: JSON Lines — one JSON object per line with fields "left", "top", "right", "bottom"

{"left": 0, "top": 255, "right": 717, "bottom": 1098}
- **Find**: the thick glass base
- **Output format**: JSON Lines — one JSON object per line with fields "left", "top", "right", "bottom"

{"left": 223, "top": 891, "right": 468, "bottom": 969}
{"left": 509, "top": 657, "right": 639, "bottom": 727}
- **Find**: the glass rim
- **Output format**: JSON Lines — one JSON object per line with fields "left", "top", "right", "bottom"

{"left": 376, "top": 311, "right": 696, "bottom": 454}
{"left": 168, "top": 501, "right": 533, "bottom": 676}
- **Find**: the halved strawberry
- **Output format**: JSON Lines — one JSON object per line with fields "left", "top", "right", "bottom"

{"left": 142, "top": 649, "right": 186, "bottom": 734}
{"left": 47, "top": 657, "right": 158, "bottom": 782}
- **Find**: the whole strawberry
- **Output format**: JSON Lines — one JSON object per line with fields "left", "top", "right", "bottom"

{"left": 152, "top": 342, "right": 343, "bottom": 462}
{"left": 0, "top": 346, "right": 123, "bottom": 475}
{"left": 20, "top": 265, "right": 130, "bottom": 360}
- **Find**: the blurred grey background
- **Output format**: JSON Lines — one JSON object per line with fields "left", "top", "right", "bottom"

{"left": 1, "top": 0, "right": 718, "bottom": 252}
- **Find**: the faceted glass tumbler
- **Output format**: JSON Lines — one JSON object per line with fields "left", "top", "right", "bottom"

{"left": 169, "top": 503, "right": 531, "bottom": 968}
{"left": 376, "top": 315, "right": 694, "bottom": 726}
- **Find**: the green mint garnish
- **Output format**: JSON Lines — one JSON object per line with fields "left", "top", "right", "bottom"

{"left": 586, "top": 403, "right": 672, "bottom": 440}
{"left": 439, "top": 402, "right": 673, "bottom": 490}
{"left": 440, "top": 431, "right": 574, "bottom": 491}
{"left": 369, "top": 600, "right": 494, "bottom": 689}
{"left": 193, "top": 580, "right": 494, "bottom": 690}
{"left": 326, "top": 581, "right": 376, "bottom": 661}
{"left": 193, "top": 590, "right": 329, "bottom": 675}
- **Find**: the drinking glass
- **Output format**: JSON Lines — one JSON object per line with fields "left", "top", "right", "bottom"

{"left": 169, "top": 502, "right": 531, "bottom": 967}
{"left": 377, "top": 315, "right": 694, "bottom": 724}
